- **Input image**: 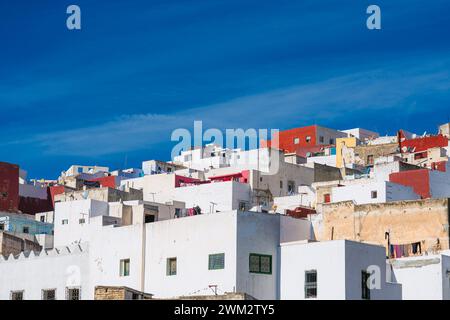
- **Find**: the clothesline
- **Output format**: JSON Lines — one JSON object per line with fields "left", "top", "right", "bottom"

{"left": 388, "top": 241, "right": 423, "bottom": 259}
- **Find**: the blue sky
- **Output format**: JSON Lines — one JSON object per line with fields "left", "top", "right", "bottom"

{"left": 0, "top": 0, "right": 449, "bottom": 178}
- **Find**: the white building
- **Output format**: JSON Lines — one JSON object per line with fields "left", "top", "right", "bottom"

{"left": 341, "top": 128, "right": 379, "bottom": 141}
{"left": 331, "top": 180, "right": 420, "bottom": 205}
{"left": 0, "top": 208, "right": 313, "bottom": 300}
{"left": 280, "top": 240, "right": 402, "bottom": 300}
{"left": 389, "top": 251, "right": 450, "bottom": 300}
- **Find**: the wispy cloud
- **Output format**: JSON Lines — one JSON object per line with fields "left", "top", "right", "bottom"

{"left": 7, "top": 55, "right": 450, "bottom": 157}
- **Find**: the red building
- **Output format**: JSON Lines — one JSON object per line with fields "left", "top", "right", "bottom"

{"left": 0, "top": 162, "right": 19, "bottom": 212}
{"left": 262, "top": 125, "right": 346, "bottom": 153}
{"left": 389, "top": 169, "right": 431, "bottom": 199}
{"left": 398, "top": 130, "right": 448, "bottom": 153}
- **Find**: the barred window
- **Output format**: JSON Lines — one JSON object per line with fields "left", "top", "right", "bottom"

{"left": 10, "top": 291, "right": 24, "bottom": 300}
{"left": 208, "top": 253, "right": 225, "bottom": 270}
{"left": 305, "top": 270, "right": 317, "bottom": 299}
{"left": 42, "top": 289, "right": 56, "bottom": 300}
{"left": 249, "top": 254, "right": 272, "bottom": 274}
{"left": 66, "top": 287, "right": 81, "bottom": 300}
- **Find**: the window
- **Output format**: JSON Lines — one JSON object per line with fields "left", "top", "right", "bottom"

{"left": 77, "top": 167, "right": 83, "bottom": 173}
{"left": 329, "top": 138, "right": 334, "bottom": 144}
{"left": 42, "top": 289, "right": 56, "bottom": 300}
{"left": 62, "top": 219, "right": 68, "bottom": 225}
{"left": 323, "top": 193, "right": 331, "bottom": 203}
{"left": 371, "top": 191, "right": 378, "bottom": 199}
{"left": 294, "top": 137, "right": 300, "bottom": 145}
{"left": 66, "top": 287, "right": 80, "bottom": 300}
{"left": 319, "top": 136, "right": 324, "bottom": 143}
{"left": 249, "top": 254, "right": 272, "bottom": 274}
{"left": 367, "top": 155, "right": 374, "bottom": 165}
{"left": 120, "top": 259, "right": 130, "bottom": 277}
{"left": 40, "top": 216, "right": 45, "bottom": 222}
{"left": 414, "top": 152, "right": 427, "bottom": 160}
{"left": 280, "top": 180, "right": 283, "bottom": 189}
{"left": 10, "top": 291, "right": 24, "bottom": 300}
{"left": 361, "top": 270, "right": 371, "bottom": 300}
{"left": 167, "top": 257, "right": 177, "bottom": 276}
{"left": 259, "top": 177, "right": 263, "bottom": 182}
{"left": 209, "top": 253, "right": 225, "bottom": 270}
{"left": 23, "top": 226, "right": 29, "bottom": 234}
{"left": 287, "top": 181, "right": 295, "bottom": 194}
{"left": 239, "top": 201, "right": 247, "bottom": 211}
{"left": 79, "top": 218, "right": 85, "bottom": 224}
{"left": 305, "top": 270, "right": 317, "bottom": 298}
{"left": 0, "top": 223, "right": 5, "bottom": 231}
{"left": 144, "top": 214, "right": 155, "bottom": 223}
{"left": 306, "top": 136, "right": 311, "bottom": 143}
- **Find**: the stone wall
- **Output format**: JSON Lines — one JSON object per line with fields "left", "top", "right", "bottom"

{"left": 317, "top": 198, "right": 450, "bottom": 253}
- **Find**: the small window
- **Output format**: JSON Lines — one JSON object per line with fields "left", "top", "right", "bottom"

{"left": 306, "top": 136, "right": 311, "bottom": 143}
{"left": 79, "top": 218, "right": 85, "bottom": 224}
{"left": 305, "top": 270, "right": 317, "bottom": 298}
{"left": 259, "top": 177, "right": 263, "bottom": 182}
{"left": 42, "top": 289, "right": 56, "bottom": 300}
{"left": 66, "top": 287, "right": 80, "bottom": 300}
{"left": 367, "top": 155, "right": 374, "bottom": 165}
{"left": 209, "top": 253, "right": 225, "bottom": 270}
{"left": 0, "top": 223, "right": 4, "bottom": 231}
{"left": 280, "top": 180, "right": 283, "bottom": 189}
{"left": 329, "top": 138, "right": 334, "bottom": 144}
{"left": 319, "top": 136, "right": 324, "bottom": 143}
{"left": 167, "top": 257, "right": 177, "bottom": 276}
{"left": 238, "top": 201, "right": 247, "bottom": 211}
{"left": 10, "top": 291, "right": 24, "bottom": 300}
{"left": 23, "top": 226, "right": 29, "bottom": 234}
{"left": 323, "top": 193, "right": 331, "bottom": 203}
{"left": 62, "top": 219, "right": 69, "bottom": 225}
{"left": 249, "top": 254, "right": 272, "bottom": 274}
{"left": 371, "top": 191, "right": 378, "bottom": 199}
{"left": 361, "top": 270, "right": 371, "bottom": 300}
{"left": 287, "top": 181, "right": 295, "bottom": 194}
{"left": 120, "top": 259, "right": 130, "bottom": 277}
{"left": 294, "top": 137, "right": 300, "bottom": 145}
{"left": 145, "top": 214, "right": 155, "bottom": 223}
{"left": 40, "top": 216, "right": 45, "bottom": 222}
{"left": 77, "top": 167, "right": 83, "bottom": 173}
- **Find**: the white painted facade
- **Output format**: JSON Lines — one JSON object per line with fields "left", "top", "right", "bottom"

{"left": 389, "top": 251, "right": 450, "bottom": 300}
{"left": 0, "top": 209, "right": 313, "bottom": 300}
{"left": 280, "top": 240, "right": 402, "bottom": 300}
{"left": 306, "top": 155, "right": 337, "bottom": 167}
{"left": 331, "top": 180, "right": 420, "bottom": 205}
{"left": 341, "top": 128, "right": 379, "bottom": 141}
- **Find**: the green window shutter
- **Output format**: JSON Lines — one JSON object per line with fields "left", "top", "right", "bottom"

{"left": 249, "top": 254, "right": 272, "bottom": 274}
{"left": 208, "top": 253, "right": 225, "bottom": 270}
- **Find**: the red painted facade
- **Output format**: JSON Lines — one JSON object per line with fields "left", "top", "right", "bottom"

{"left": 89, "top": 176, "right": 117, "bottom": 189}
{"left": 19, "top": 196, "right": 53, "bottom": 215}
{"left": 263, "top": 125, "right": 318, "bottom": 153}
{"left": 209, "top": 170, "right": 250, "bottom": 183}
{"left": 0, "top": 162, "right": 19, "bottom": 212}
{"left": 286, "top": 206, "right": 316, "bottom": 219}
{"left": 432, "top": 161, "right": 447, "bottom": 172}
{"left": 398, "top": 130, "right": 448, "bottom": 153}
{"left": 49, "top": 185, "right": 68, "bottom": 205}
{"left": 389, "top": 169, "right": 431, "bottom": 199}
